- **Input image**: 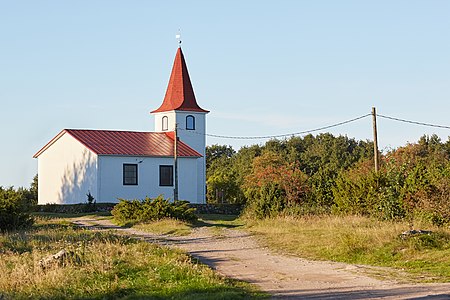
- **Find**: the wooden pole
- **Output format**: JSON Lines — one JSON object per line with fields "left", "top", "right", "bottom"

{"left": 174, "top": 123, "right": 179, "bottom": 201}
{"left": 372, "top": 107, "right": 379, "bottom": 173}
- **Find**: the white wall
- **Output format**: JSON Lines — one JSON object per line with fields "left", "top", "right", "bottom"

{"left": 153, "top": 110, "right": 207, "bottom": 203}
{"left": 98, "top": 155, "right": 199, "bottom": 203}
{"left": 37, "top": 133, "right": 98, "bottom": 204}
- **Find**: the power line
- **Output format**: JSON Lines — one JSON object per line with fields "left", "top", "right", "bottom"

{"left": 177, "top": 111, "right": 450, "bottom": 141}
{"left": 377, "top": 114, "right": 450, "bottom": 130}
{"left": 180, "top": 113, "right": 372, "bottom": 140}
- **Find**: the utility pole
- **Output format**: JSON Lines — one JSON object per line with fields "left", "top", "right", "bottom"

{"left": 174, "top": 123, "right": 179, "bottom": 201}
{"left": 372, "top": 107, "right": 380, "bottom": 173}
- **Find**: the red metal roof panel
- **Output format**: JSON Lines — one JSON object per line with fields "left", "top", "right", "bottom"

{"left": 33, "top": 129, "right": 202, "bottom": 158}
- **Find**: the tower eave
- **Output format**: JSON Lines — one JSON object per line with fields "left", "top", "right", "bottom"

{"left": 151, "top": 107, "right": 210, "bottom": 114}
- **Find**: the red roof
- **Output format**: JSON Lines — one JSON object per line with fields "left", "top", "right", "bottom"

{"left": 33, "top": 129, "right": 202, "bottom": 158}
{"left": 151, "top": 48, "right": 209, "bottom": 113}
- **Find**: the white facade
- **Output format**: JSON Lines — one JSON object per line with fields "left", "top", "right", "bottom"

{"left": 153, "top": 110, "right": 207, "bottom": 203}
{"left": 37, "top": 132, "right": 98, "bottom": 204}
{"left": 98, "top": 155, "right": 198, "bottom": 203}
{"left": 37, "top": 132, "right": 200, "bottom": 204}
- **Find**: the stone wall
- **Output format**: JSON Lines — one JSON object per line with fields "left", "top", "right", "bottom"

{"left": 189, "top": 204, "right": 244, "bottom": 215}
{"left": 37, "top": 203, "right": 243, "bottom": 216}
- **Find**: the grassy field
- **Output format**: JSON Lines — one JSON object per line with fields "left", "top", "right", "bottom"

{"left": 244, "top": 215, "right": 450, "bottom": 283}
{"left": 0, "top": 216, "right": 266, "bottom": 299}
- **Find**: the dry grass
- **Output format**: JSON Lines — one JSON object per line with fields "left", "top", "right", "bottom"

{"left": 245, "top": 215, "right": 450, "bottom": 282}
{"left": 133, "top": 218, "right": 193, "bottom": 236}
{"left": 0, "top": 218, "right": 266, "bottom": 299}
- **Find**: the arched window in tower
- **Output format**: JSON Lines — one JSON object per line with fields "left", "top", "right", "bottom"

{"left": 162, "top": 116, "right": 168, "bottom": 131}
{"left": 186, "top": 115, "right": 195, "bottom": 130}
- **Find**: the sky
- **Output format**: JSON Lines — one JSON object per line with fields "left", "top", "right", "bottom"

{"left": 1, "top": 0, "right": 450, "bottom": 188}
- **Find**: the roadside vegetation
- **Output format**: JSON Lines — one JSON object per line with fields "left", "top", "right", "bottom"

{"left": 112, "top": 196, "right": 197, "bottom": 226}
{"left": 133, "top": 218, "right": 193, "bottom": 236}
{"left": 245, "top": 215, "right": 450, "bottom": 282}
{"left": 0, "top": 216, "right": 265, "bottom": 299}
{"left": 207, "top": 133, "right": 450, "bottom": 225}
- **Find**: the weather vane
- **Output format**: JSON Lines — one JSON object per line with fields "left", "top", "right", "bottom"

{"left": 176, "top": 29, "right": 182, "bottom": 47}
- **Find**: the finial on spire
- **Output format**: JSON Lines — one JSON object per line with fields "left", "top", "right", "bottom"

{"left": 175, "top": 29, "right": 182, "bottom": 47}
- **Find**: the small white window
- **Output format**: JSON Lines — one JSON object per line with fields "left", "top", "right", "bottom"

{"left": 186, "top": 115, "right": 195, "bottom": 130}
{"left": 162, "top": 116, "right": 168, "bottom": 131}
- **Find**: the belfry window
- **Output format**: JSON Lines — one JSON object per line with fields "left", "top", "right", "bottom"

{"left": 186, "top": 115, "right": 195, "bottom": 130}
{"left": 162, "top": 116, "right": 168, "bottom": 131}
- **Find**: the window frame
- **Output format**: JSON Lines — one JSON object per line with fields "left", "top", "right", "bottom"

{"left": 123, "top": 163, "right": 138, "bottom": 186}
{"left": 186, "top": 115, "right": 195, "bottom": 130}
{"left": 159, "top": 165, "right": 174, "bottom": 187}
{"left": 162, "top": 116, "right": 168, "bottom": 131}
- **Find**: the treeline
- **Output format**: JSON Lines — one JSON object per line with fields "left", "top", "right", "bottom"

{"left": 206, "top": 133, "right": 450, "bottom": 225}
{"left": 0, "top": 175, "right": 38, "bottom": 231}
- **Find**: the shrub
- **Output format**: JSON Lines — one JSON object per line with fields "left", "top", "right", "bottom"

{"left": 111, "top": 195, "right": 197, "bottom": 224}
{"left": 84, "top": 191, "right": 96, "bottom": 212}
{"left": 332, "top": 160, "right": 406, "bottom": 220}
{"left": 333, "top": 139, "right": 450, "bottom": 225}
{"left": 243, "top": 182, "right": 286, "bottom": 219}
{"left": 0, "top": 187, "right": 34, "bottom": 231}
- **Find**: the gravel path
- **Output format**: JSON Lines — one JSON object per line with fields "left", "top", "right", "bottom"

{"left": 72, "top": 218, "right": 450, "bottom": 299}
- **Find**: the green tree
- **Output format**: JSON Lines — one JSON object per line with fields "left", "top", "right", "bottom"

{"left": 0, "top": 187, "right": 34, "bottom": 231}
{"left": 206, "top": 144, "right": 235, "bottom": 169}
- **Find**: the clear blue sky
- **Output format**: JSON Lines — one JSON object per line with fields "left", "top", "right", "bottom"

{"left": 1, "top": 0, "right": 450, "bottom": 188}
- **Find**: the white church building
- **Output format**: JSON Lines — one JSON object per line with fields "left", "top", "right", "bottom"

{"left": 34, "top": 47, "right": 209, "bottom": 204}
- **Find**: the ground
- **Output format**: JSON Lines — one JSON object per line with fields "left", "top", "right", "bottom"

{"left": 72, "top": 217, "right": 450, "bottom": 299}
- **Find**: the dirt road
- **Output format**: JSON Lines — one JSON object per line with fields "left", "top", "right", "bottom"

{"left": 72, "top": 218, "right": 450, "bottom": 299}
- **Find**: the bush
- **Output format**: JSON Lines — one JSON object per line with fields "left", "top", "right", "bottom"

{"left": 111, "top": 195, "right": 197, "bottom": 224}
{"left": 242, "top": 151, "right": 309, "bottom": 219}
{"left": 332, "top": 160, "right": 406, "bottom": 220}
{"left": 332, "top": 139, "right": 450, "bottom": 225}
{"left": 243, "top": 182, "right": 286, "bottom": 219}
{"left": 0, "top": 187, "right": 34, "bottom": 231}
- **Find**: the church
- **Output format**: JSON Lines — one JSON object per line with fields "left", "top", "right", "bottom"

{"left": 33, "top": 47, "right": 209, "bottom": 204}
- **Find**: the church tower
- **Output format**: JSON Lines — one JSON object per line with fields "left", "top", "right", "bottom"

{"left": 151, "top": 47, "right": 209, "bottom": 203}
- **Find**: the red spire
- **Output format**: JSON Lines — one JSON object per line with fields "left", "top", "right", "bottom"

{"left": 152, "top": 48, "right": 209, "bottom": 113}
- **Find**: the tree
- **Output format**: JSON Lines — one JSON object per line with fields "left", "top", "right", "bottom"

{"left": 0, "top": 187, "right": 34, "bottom": 231}
{"left": 206, "top": 144, "right": 235, "bottom": 169}
{"left": 243, "top": 151, "right": 309, "bottom": 218}
{"left": 30, "top": 174, "right": 38, "bottom": 203}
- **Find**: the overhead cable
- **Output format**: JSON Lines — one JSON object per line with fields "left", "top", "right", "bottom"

{"left": 180, "top": 113, "right": 372, "bottom": 140}
{"left": 377, "top": 114, "right": 450, "bottom": 130}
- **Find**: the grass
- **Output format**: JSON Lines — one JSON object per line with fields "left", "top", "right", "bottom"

{"left": 244, "top": 215, "right": 450, "bottom": 282}
{"left": 133, "top": 219, "right": 193, "bottom": 236}
{"left": 118, "top": 214, "right": 243, "bottom": 237}
{"left": 0, "top": 217, "right": 266, "bottom": 299}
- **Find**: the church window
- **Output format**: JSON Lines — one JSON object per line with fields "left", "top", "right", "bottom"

{"left": 162, "top": 116, "right": 168, "bottom": 131}
{"left": 186, "top": 115, "right": 195, "bottom": 130}
{"left": 123, "top": 164, "right": 138, "bottom": 185}
{"left": 159, "top": 165, "right": 173, "bottom": 186}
